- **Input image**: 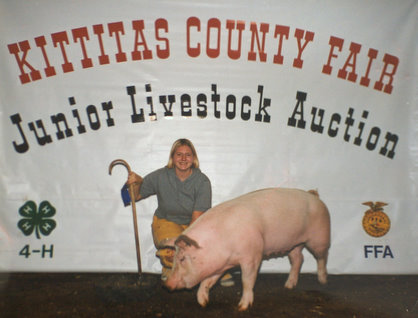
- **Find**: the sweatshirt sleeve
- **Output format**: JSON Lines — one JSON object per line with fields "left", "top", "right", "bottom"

{"left": 193, "top": 176, "right": 212, "bottom": 212}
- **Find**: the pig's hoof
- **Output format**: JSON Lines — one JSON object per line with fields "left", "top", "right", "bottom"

{"left": 238, "top": 294, "right": 253, "bottom": 311}
{"left": 238, "top": 301, "right": 251, "bottom": 312}
{"left": 318, "top": 276, "right": 327, "bottom": 285}
{"left": 318, "top": 271, "right": 327, "bottom": 285}
{"left": 284, "top": 280, "right": 296, "bottom": 289}
{"left": 238, "top": 304, "right": 249, "bottom": 312}
{"left": 197, "top": 293, "right": 209, "bottom": 308}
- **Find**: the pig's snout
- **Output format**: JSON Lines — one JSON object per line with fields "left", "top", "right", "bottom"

{"left": 161, "top": 271, "right": 176, "bottom": 291}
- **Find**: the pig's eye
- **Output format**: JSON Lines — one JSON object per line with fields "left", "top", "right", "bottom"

{"left": 179, "top": 256, "right": 185, "bottom": 262}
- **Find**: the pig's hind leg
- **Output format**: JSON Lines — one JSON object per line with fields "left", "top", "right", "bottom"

{"left": 305, "top": 240, "right": 329, "bottom": 285}
{"left": 312, "top": 247, "right": 328, "bottom": 285}
{"left": 196, "top": 274, "right": 222, "bottom": 307}
{"left": 316, "top": 253, "right": 328, "bottom": 285}
{"left": 284, "top": 244, "right": 304, "bottom": 289}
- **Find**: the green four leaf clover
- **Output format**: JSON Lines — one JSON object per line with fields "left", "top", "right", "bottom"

{"left": 18, "top": 201, "right": 57, "bottom": 239}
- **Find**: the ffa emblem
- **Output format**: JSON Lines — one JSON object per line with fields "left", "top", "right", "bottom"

{"left": 362, "top": 201, "right": 391, "bottom": 237}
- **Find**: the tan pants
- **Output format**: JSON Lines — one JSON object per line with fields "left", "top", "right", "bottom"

{"left": 152, "top": 215, "right": 188, "bottom": 268}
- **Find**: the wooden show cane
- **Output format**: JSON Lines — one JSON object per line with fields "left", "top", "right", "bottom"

{"left": 109, "top": 159, "right": 142, "bottom": 278}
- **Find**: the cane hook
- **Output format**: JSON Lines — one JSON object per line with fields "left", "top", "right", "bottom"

{"left": 109, "top": 159, "right": 131, "bottom": 175}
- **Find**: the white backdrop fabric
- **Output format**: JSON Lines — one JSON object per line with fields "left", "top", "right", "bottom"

{"left": 0, "top": 0, "right": 417, "bottom": 274}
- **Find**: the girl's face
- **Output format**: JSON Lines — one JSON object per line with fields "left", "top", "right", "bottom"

{"left": 173, "top": 145, "right": 194, "bottom": 174}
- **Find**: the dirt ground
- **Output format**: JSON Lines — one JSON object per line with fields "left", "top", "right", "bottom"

{"left": 1, "top": 272, "right": 417, "bottom": 318}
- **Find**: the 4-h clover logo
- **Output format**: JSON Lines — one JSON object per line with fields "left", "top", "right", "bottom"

{"left": 18, "top": 201, "right": 57, "bottom": 239}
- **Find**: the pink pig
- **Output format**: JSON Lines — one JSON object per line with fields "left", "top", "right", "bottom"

{"left": 162, "top": 187, "right": 331, "bottom": 311}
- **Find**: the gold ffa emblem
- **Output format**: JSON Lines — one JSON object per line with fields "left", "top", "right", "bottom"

{"left": 362, "top": 201, "right": 391, "bottom": 237}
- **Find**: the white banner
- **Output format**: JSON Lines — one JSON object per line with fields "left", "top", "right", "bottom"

{"left": 0, "top": 0, "right": 417, "bottom": 274}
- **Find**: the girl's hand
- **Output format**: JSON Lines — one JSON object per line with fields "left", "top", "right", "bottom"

{"left": 127, "top": 171, "right": 143, "bottom": 186}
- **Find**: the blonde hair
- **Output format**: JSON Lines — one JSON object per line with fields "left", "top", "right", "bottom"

{"left": 167, "top": 138, "right": 200, "bottom": 169}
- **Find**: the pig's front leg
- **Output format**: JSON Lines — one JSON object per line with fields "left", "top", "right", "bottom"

{"left": 238, "top": 255, "right": 262, "bottom": 311}
{"left": 196, "top": 274, "right": 222, "bottom": 307}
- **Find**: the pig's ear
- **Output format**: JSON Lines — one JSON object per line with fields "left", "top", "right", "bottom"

{"left": 175, "top": 235, "right": 201, "bottom": 249}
